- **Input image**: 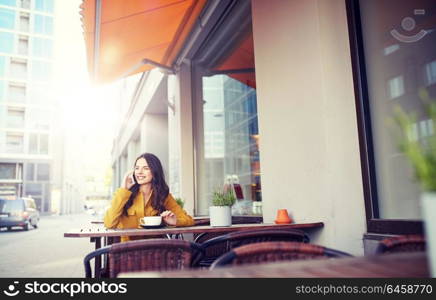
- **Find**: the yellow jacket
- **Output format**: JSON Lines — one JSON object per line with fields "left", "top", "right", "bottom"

{"left": 104, "top": 188, "right": 194, "bottom": 242}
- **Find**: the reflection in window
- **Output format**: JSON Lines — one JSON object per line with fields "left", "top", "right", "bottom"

{"left": 358, "top": 0, "right": 436, "bottom": 220}
{"left": 0, "top": 8, "right": 15, "bottom": 29}
{"left": 0, "top": 32, "right": 14, "bottom": 53}
{"left": 388, "top": 75, "right": 404, "bottom": 99}
{"left": 198, "top": 75, "right": 261, "bottom": 215}
{"left": 425, "top": 60, "right": 436, "bottom": 86}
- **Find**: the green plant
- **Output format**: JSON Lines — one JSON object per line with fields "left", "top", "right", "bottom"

{"left": 211, "top": 189, "right": 236, "bottom": 207}
{"left": 392, "top": 88, "right": 436, "bottom": 191}
{"left": 175, "top": 197, "right": 184, "bottom": 208}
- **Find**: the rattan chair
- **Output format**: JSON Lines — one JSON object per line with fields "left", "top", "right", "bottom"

{"left": 375, "top": 235, "right": 426, "bottom": 254}
{"left": 196, "top": 229, "right": 310, "bottom": 268}
{"left": 210, "top": 241, "right": 352, "bottom": 269}
{"left": 84, "top": 239, "right": 203, "bottom": 278}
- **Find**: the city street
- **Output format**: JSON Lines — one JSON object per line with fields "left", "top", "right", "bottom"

{"left": 0, "top": 213, "right": 97, "bottom": 278}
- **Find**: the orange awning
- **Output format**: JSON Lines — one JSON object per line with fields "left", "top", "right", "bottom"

{"left": 80, "top": 0, "right": 206, "bottom": 83}
{"left": 214, "top": 30, "right": 256, "bottom": 88}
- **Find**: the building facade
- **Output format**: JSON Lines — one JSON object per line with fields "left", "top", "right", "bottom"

{"left": 101, "top": 0, "right": 435, "bottom": 255}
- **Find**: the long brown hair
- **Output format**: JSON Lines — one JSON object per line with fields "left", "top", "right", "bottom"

{"left": 123, "top": 153, "right": 169, "bottom": 215}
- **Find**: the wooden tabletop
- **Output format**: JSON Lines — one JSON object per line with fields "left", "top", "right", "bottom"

{"left": 64, "top": 222, "right": 324, "bottom": 238}
{"left": 119, "top": 251, "right": 429, "bottom": 278}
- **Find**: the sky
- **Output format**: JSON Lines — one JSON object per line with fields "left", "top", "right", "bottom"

{"left": 53, "top": 0, "right": 120, "bottom": 185}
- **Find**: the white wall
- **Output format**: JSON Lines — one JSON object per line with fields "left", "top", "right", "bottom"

{"left": 252, "top": 0, "right": 366, "bottom": 255}
{"left": 140, "top": 114, "right": 169, "bottom": 179}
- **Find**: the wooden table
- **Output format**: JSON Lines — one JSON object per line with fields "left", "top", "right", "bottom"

{"left": 119, "top": 251, "right": 429, "bottom": 278}
{"left": 64, "top": 222, "right": 323, "bottom": 274}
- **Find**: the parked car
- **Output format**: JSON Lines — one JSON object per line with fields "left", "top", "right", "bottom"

{"left": 0, "top": 196, "right": 40, "bottom": 231}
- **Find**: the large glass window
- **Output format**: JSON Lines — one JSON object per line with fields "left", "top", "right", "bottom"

{"left": 6, "top": 107, "right": 25, "bottom": 128}
{"left": 31, "top": 60, "right": 51, "bottom": 81}
{"left": 8, "top": 83, "right": 26, "bottom": 102}
{"left": 6, "top": 133, "right": 23, "bottom": 153}
{"left": 0, "top": 7, "right": 15, "bottom": 29}
{"left": 33, "top": 14, "right": 53, "bottom": 35}
{"left": 193, "top": 2, "right": 260, "bottom": 216}
{"left": 349, "top": 0, "right": 436, "bottom": 232}
{"left": 0, "top": 0, "right": 16, "bottom": 7}
{"left": 37, "top": 163, "right": 49, "bottom": 180}
{"left": 19, "top": 12, "right": 29, "bottom": 32}
{"left": 0, "top": 163, "right": 16, "bottom": 179}
{"left": 32, "top": 37, "right": 52, "bottom": 58}
{"left": 0, "top": 80, "right": 5, "bottom": 101}
{"left": 34, "top": 0, "right": 53, "bottom": 13}
{"left": 0, "top": 31, "right": 14, "bottom": 53}
{"left": 9, "top": 58, "right": 27, "bottom": 79}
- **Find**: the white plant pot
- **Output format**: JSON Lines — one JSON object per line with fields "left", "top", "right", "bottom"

{"left": 422, "top": 192, "right": 436, "bottom": 277}
{"left": 209, "top": 206, "right": 232, "bottom": 227}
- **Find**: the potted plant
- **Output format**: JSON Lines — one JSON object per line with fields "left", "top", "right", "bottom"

{"left": 209, "top": 189, "right": 236, "bottom": 227}
{"left": 392, "top": 88, "right": 436, "bottom": 276}
{"left": 175, "top": 197, "right": 185, "bottom": 208}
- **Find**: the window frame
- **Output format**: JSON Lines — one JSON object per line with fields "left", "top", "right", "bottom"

{"left": 346, "top": 0, "right": 423, "bottom": 235}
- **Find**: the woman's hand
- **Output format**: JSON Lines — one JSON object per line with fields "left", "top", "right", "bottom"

{"left": 161, "top": 210, "right": 177, "bottom": 226}
{"left": 123, "top": 171, "right": 135, "bottom": 190}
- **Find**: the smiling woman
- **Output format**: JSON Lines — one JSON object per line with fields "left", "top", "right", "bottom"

{"left": 104, "top": 152, "right": 194, "bottom": 242}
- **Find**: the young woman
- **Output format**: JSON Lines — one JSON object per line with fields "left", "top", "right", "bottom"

{"left": 104, "top": 153, "right": 194, "bottom": 241}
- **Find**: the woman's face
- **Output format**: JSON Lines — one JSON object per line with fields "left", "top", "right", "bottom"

{"left": 134, "top": 158, "right": 153, "bottom": 185}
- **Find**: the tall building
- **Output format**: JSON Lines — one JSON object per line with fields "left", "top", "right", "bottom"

{"left": 0, "top": 0, "right": 58, "bottom": 213}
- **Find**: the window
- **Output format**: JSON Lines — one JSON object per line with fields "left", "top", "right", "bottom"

{"left": 20, "top": 0, "right": 30, "bottom": 9}
{"left": 34, "top": 0, "right": 53, "bottom": 13}
{"left": 25, "top": 163, "right": 34, "bottom": 180}
{"left": 18, "top": 35, "right": 28, "bottom": 55}
{"left": 33, "top": 14, "right": 53, "bottom": 35}
{"left": 37, "top": 163, "right": 49, "bottom": 181}
{"left": 0, "top": 32, "right": 14, "bottom": 53}
{"left": 8, "top": 82, "right": 26, "bottom": 102}
{"left": 347, "top": 0, "right": 436, "bottom": 234}
{"left": 31, "top": 60, "right": 51, "bottom": 81}
{"left": 0, "top": 0, "right": 16, "bottom": 7}
{"left": 19, "top": 12, "right": 29, "bottom": 32}
{"left": 193, "top": 2, "right": 261, "bottom": 216}
{"left": 0, "top": 163, "right": 16, "bottom": 179}
{"left": 0, "top": 8, "right": 15, "bottom": 29}
{"left": 28, "top": 133, "right": 49, "bottom": 154}
{"left": 388, "top": 75, "right": 405, "bottom": 99}
{"left": 9, "top": 58, "right": 27, "bottom": 79}
{"left": 0, "top": 80, "right": 5, "bottom": 101}
{"left": 6, "top": 107, "right": 25, "bottom": 128}
{"left": 6, "top": 133, "right": 24, "bottom": 153}
{"left": 25, "top": 183, "right": 42, "bottom": 196}
{"left": 425, "top": 60, "right": 436, "bottom": 86}
{"left": 27, "top": 108, "right": 50, "bottom": 129}
{"left": 32, "top": 37, "right": 52, "bottom": 58}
